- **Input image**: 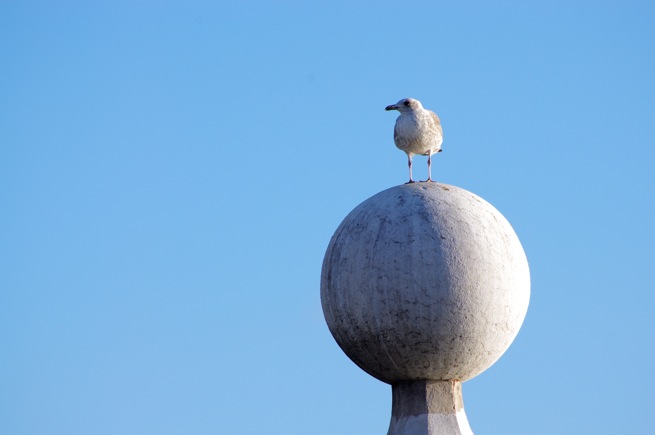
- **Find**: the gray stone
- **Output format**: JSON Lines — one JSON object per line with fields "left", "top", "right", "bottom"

{"left": 320, "top": 182, "right": 530, "bottom": 433}
{"left": 389, "top": 381, "right": 472, "bottom": 435}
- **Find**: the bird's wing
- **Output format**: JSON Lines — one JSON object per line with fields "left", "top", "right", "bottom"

{"left": 429, "top": 111, "right": 441, "bottom": 127}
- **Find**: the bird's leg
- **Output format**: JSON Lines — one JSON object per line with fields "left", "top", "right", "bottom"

{"left": 425, "top": 153, "right": 434, "bottom": 182}
{"left": 406, "top": 155, "right": 415, "bottom": 184}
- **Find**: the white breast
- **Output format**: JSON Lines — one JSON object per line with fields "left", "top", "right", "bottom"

{"left": 394, "top": 111, "right": 443, "bottom": 156}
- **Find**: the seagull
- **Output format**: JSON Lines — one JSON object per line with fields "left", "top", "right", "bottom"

{"left": 385, "top": 98, "right": 443, "bottom": 183}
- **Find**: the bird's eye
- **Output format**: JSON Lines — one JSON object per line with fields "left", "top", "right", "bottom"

{"left": 403, "top": 100, "right": 410, "bottom": 107}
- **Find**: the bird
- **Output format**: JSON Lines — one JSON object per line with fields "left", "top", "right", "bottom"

{"left": 385, "top": 98, "right": 443, "bottom": 183}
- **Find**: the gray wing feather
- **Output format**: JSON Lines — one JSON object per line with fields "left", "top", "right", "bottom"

{"left": 429, "top": 111, "right": 441, "bottom": 127}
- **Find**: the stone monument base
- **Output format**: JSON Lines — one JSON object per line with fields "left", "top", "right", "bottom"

{"left": 388, "top": 381, "right": 473, "bottom": 435}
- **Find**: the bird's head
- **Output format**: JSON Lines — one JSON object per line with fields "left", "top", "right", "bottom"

{"left": 385, "top": 98, "right": 423, "bottom": 113}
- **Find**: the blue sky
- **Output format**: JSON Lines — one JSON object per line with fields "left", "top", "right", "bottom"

{"left": 1, "top": 1, "right": 654, "bottom": 434}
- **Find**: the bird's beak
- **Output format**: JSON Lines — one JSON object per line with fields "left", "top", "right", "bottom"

{"left": 385, "top": 104, "right": 398, "bottom": 111}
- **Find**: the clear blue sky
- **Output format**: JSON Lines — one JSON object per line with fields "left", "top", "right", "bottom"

{"left": 2, "top": 1, "right": 654, "bottom": 434}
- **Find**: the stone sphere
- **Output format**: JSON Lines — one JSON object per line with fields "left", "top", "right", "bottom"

{"left": 321, "top": 183, "right": 530, "bottom": 383}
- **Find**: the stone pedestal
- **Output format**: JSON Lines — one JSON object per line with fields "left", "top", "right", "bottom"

{"left": 321, "top": 183, "right": 530, "bottom": 434}
{"left": 389, "top": 381, "right": 472, "bottom": 435}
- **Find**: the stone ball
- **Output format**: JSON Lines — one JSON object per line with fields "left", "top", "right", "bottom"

{"left": 321, "top": 183, "right": 530, "bottom": 383}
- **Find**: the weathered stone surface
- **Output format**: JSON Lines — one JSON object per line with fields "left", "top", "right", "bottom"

{"left": 321, "top": 182, "right": 530, "bottom": 383}
{"left": 388, "top": 380, "right": 473, "bottom": 435}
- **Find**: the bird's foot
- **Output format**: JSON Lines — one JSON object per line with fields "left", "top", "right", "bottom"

{"left": 405, "top": 180, "right": 416, "bottom": 184}
{"left": 422, "top": 178, "right": 435, "bottom": 183}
